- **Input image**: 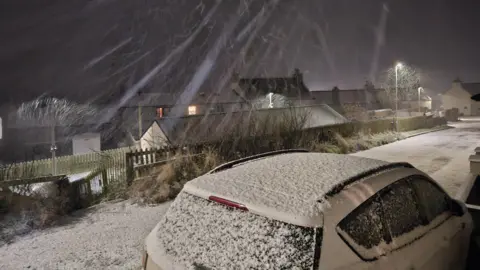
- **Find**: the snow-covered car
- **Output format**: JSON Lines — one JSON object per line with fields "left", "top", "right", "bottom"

{"left": 143, "top": 150, "right": 473, "bottom": 270}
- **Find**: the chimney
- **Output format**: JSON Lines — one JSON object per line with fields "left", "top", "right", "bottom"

{"left": 332, "top": 86, "right": 341, "bottom": 106}
{"left": 453, "top": 77, "right": 462, "bottom": 89}
{"left": 292, "top": 68, "right": 303, "bottom": 84}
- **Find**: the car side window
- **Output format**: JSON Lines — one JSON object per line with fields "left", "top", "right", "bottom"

{"left": 410, "top": 176, "right": 451, "bottom": 222}
{"left": 380, "top": 180, "right": 423, "bottom": 238}
{"left": 337, "top": 194, "right": 387, "bottom": 249}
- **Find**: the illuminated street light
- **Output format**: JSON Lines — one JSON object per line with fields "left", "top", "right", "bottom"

{"left": 267, "top": 93, "right": 274, "bottom": 108}
{"left": 394, "top": 62, "right": 403, "bottom": 131}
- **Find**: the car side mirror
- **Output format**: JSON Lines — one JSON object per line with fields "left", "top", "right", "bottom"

{"left": 451, "top": 199, "right": 465, "bottom": 217}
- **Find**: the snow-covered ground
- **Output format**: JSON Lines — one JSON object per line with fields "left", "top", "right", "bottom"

{"left": 353, "top": 121, "right": 480, "bottom": 197}
{"left": 0, "top": 200, "right": 171, "bottom": 270}
{"left": 1, "top": 121, "right": 478, "bottom": 269}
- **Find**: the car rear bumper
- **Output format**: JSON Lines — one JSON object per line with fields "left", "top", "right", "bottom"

{"left": 143, "top": 251, "right": 163, "bottom": 270}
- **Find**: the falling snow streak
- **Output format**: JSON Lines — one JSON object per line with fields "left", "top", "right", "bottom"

{"left": 97, "top": 1, "right": 222, "bottom": 127}
{"left": 83, "top": 37, "right": 133, "bottom": 70}
{"left": 167, "top": 1, "right": 282, "bottom": 140}
{"left": 369, "top": 3, "right": 389, "bottom": 84}
{"left": 176, "top": 10, "right": 243, "bottom": 107}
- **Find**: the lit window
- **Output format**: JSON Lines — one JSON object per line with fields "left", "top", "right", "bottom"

{"left": 188, "top": 105, "right": 197, "bottom": 115}
{"left": 156, "top": 108, "right": 163, "bottom": 118}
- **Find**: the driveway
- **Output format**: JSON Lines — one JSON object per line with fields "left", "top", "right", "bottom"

{"left": 352, "top": 121, "right": 480, "bottom": 196}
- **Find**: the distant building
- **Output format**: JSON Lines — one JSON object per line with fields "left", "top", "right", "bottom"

{"left": 138, "top": 104, "right": 347, "bottom": 149}
{"left": 233, "top": 68, "right": 312, "bottom": 108}
{"left": 310, "top": 83, "right": 390, "bottom": 112}
{"left": 72, "top": 133, "right": 101, "bottom": 155}
{"left": 123, "top": 68, "right": 312, "bottom": 119}
{"left": 310, "top": 83, "right": 433, "bottom": 112}
{"left": 121, "top": 69, "right": 317, "bottom": 143}
{"left": 442, "top": 78, "right": 480, "bottom": 116}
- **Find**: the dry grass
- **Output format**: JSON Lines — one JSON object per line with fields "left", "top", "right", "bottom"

{"left": 128, "top": 149, "right": 222, "bottom": 205}
{"left": 103, "top": 179, "right": 129, "bottom": 201}
{"left": 126, "top": 129, "right": 407, "bottom": 205}
{"left": 308, "top": 131, "right": 405, "bottom": 154}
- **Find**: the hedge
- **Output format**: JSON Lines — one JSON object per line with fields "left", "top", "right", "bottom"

{"left": 194, "top": 116, "right": 447, "bottom": 160}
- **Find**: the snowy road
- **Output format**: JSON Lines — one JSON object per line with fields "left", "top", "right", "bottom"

{"left": 352, "top": 121, "right": 480, "bottom": 197}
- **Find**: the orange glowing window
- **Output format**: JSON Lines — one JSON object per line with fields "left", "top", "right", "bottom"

{"left": 188, "top": 105, "right": 197, "bottom": 115}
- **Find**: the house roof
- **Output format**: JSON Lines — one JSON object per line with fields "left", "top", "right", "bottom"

{"left": 192, "top": 88, "right": 245, "bottom": 104}
{"left": 310, "top": 91, "right": 332, "bottom": 104}
{"left": 461, "top": 83, "right": 480, "bottom": 96}
{"left": 184, "top": 152, "right": 389, "bottom": 226}
{"left": 310, "top": 88, "right": 387, "bottom": 105}
{"left": 237, "top": 73, "right": 310, "bottom": 101}
{"left": 155, "top": 112, "right": 245, "bottom": 145}
{"left": 140, "top": 105, "right": 346, "bottom": 145}
{"left": 337, "top": 89, "right": 368, "bottom": 104}
{"left": 125, "top": 93, "right": 178, "bottom": 107}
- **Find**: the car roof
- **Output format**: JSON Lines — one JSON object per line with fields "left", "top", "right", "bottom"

{"left": 183, "top": 152, "right": 407, "bottom": 227}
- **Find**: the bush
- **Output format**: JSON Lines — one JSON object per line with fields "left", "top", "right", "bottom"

{"left": 128, "top": 149, "right": 222, "bottom": 204}
{"left": 0, "top": 185, "right": 72, "bottom": 246}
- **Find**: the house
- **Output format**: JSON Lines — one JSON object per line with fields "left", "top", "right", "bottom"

{"left": 442, "top": 78, "right": 480, "bottom": 116}
{"left": 124, "top": 68, "right": 313, "bottom": 120}
{"left": 310, "top": 83, "right": 390, "bottom": 112}
{"left": 310, "top": 82, "right": 433, "bottom": 117}
{"left": 138, "top": 104, "right": 347, "bottom": 149}
{"left": 120, "top": 69, "right": 318, "bottom": 143}
{"left": 233, "top": 68, "right": 312, "bottom": 108}
{"left": 399, "top": 92, "right": 432, "bottom": 111}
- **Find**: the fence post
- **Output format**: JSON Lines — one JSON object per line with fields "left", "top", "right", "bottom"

{"left": 101, "top": 169, "right": 108, "bottom": 193}
{"left": 85, "top": 179, "right": 93, "bottom": 203}
{"left": 125, "top": 152, "right": 134, "bottom": 186}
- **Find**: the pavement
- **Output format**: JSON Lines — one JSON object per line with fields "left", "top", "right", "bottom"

{"left": 401, "top": 125, "right": 453, "bottom": 138}
{"left": 352, "top": 121, "right": 480, "bottom": 197}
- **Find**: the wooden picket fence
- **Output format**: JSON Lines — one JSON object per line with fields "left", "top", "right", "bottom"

{"left": 125, "top": 147, "right": 190, "bottom": 184}
{"left": 0, "top": 147, "right": 133, "bottom": 181}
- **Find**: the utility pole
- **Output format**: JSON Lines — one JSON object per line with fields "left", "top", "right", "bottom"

{"left": 50, "top": 124, "right": 57, "bottom": 175}
{"left": 138, "top": 105, "right": 142, "bottom": 149}
{"left": 394, "top": 63, "right": 403, "bottom": 131}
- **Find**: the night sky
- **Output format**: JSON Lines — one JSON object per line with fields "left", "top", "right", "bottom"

{"left": 1, "top": 0, "right": 479, "bottom": 105}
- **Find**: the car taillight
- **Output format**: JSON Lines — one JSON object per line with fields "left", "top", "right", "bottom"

{"left": 142, "top": 251, "right": 148, "bottom": 269}
{"left": 209, "top": 196, "right": 248, "bottom": 211}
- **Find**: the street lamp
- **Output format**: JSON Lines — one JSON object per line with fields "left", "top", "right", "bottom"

{"left": 267, "top": 93, "right": 274, "bottom": 108}
{"left": 394, "top": 62, "right": 403, "bottom": 131}
{"left": 418, "top": 87, "right": 424, "bottom": 113}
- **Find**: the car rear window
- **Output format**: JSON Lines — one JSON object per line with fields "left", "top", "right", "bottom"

{"left": 156, "top": 192, "right": 322, "bottom": 270}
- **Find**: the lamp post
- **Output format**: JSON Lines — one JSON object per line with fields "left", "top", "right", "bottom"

{"left": 394, "top": 62, "right": 403, "bottom": 131}
{"left": 418, "top": 87, "right": 424, "bottom": 113}
{"left": 268, "top": 93, "right": 274, "bottom": 108}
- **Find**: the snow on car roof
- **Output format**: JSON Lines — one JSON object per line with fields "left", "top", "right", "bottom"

{"left": 183, "top": 152, "right": 390, "bottom": 227}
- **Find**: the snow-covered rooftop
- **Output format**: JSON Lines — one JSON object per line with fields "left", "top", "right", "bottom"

{"left": 184, "top": 153, "right": 389, "bottom": 227}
